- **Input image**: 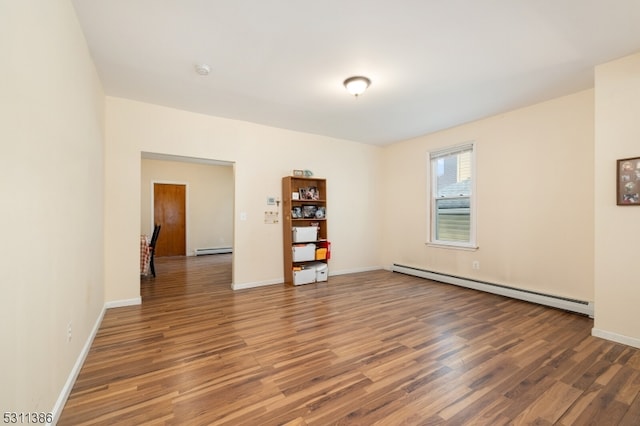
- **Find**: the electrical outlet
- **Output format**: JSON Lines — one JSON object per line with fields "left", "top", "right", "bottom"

{"left": 472, "top": 261, "right": 480, "bottom": 270}
{"left": 67, "top": 322, "right": 72, "bottom": 342}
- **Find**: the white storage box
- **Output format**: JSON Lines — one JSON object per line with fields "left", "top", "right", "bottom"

{"left": 315, "top": 263, "right": 328, "bottom": 282}
{"left": 293, "top": 268, "right": 316, "bottom": 285}
{"left": 292, "top": 243, "right": 316, "bottom": 262}
{"left": 292, "top": 226, "right": 318, "bottom": 242}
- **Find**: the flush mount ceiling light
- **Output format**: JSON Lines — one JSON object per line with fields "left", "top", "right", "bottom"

{"left": 194, "top": 63, "right": 211, "bottom": 76}
{"left": 343, "top": 76, "right": 371, "bottom": 97}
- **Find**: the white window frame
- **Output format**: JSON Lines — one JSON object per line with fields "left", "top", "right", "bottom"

{"left": 427, "top": 142, "right": 477, "bottom": 250}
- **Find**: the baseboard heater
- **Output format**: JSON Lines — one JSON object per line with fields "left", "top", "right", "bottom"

{"left": 391, "top": 264, "right": 594, "bottom": 318}
{"left": 194, "top": 247, "right": 233, "bottom": 256}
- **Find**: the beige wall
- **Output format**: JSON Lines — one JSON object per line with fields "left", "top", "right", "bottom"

{"left": 0, "top": 0, "right": 105, "bottom": 416}
{"left": 593, "top": 53, "right": 640, "bottom": 347}
{"left": 141, "top": 159, "right": 234, "bottom": 255}
{"left": 380, "top": 90, "right": 595, "bottom": 302}
{"left": 105, "top": 97, "right": 383, "bottom": 299}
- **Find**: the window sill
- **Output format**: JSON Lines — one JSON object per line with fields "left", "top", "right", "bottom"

{"left": 426, "top": 242, "right": 478, "bottom": 251}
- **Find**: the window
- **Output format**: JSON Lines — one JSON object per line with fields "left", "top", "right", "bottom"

{"left": 429, "top": 143, "right": 476, "bottom": 248}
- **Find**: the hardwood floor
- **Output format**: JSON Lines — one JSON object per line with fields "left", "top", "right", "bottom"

{"left": 59, "top": 255, "right": 640, "bottom": 425}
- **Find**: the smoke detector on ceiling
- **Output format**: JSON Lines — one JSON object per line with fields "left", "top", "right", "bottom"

{"left": 194, "top": 63, "right": 211, "bottom": 76}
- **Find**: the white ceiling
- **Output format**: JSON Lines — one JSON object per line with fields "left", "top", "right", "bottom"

{"left": 71, "top": 0, "right": 640, "bottom": 146}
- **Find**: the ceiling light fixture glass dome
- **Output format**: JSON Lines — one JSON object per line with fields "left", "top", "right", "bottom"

{"left": 343, "top": 76, "right": 371, "bottom": 97}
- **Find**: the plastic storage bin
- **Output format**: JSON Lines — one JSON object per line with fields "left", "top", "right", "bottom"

{"left": 293, "top": 268, "right": 316, "bottom": 285}
{"left": 292, "top": 226, "right": 318, "bottom": 242}
{"left": 315, "top": 263, "right": 328, "bottom": 282}
{"left": 292, "top": 243, "right": 316, "bottom": 261}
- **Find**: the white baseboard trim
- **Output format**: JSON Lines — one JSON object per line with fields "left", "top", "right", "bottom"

{"left": 104, "top": 297, "right": 142, "bottom": 309}
{"left": 330, "top": 266, "right": 383, "bottom": 275}
{"left": 194, "top": 247, "right": 233, "bottom": 256}
{"left": 233, "top": 278, "right": 283, "bottom": 290}
{"left": 49, "top": 305, "right": 106, "bottom": 425}
{"left": 592, "top": 328, "right": 640, "bottom": 349}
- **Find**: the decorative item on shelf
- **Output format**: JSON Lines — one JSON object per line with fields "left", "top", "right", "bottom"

{"left": 292, "top": 206, "right": 302, "bottom": 219}
{"left": 617, "top": 156, "right": 640, "bottom": 205}
{"left": 315, "top": 206, "right": 326, "bottom": 219}
{"left": 302, "top": 205, "right": 317, "bottom": 218}
{"left": 299, "top": 186, "right": 319, "bottom": 200}
{"left": 308, "top": 186, "right": 319, "bottom": 200}
{"left": 293, "top": 169, "right": 304, "bottom": 177}
{"left": 292, "top": 192, "right": 299, "bottom": 200}
{"left": 303, "top": 169, "right": 313, "bottom": 177}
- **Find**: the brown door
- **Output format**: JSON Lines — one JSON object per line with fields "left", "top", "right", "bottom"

{"left": 153, "top": 183, "right": 186, "bottom": 256}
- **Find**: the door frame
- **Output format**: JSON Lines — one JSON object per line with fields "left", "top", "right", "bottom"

{"left": 150, "top": 180, "right": 189, "bottom": 255}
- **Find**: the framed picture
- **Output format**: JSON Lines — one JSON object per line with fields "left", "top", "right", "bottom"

{"left": 291, "top": 206, "right": 302, "bottom": 219}
{"left": 617, "top": 157, "right": 640, "bottom": 205}
{"left": 299, "top": 186, "right": 319, "bottom": 200}
{"left": 302, "top": 205, "right": 317, "bottom": 218}
{"left": 293, "top": 169, "right": 304, "bottom": 177}
{"left": 306, "top": 186, "right": 319, "bottom": 200}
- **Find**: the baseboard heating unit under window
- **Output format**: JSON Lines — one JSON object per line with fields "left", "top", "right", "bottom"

{"left": 391, "top": 263, "right": 594, "bottom": 318}
{"left": 194, "top": 247, "right": 233, "bottom": 256}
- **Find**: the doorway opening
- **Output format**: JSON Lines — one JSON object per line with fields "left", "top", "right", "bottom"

{"left": 141, "top": 152, "right": 235, "bottom": 286}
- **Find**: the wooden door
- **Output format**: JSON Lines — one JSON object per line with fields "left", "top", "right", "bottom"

{"left": 153, "top": 183, "right": 186, "bottom": 256}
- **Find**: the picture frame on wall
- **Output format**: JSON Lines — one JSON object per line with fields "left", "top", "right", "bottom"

{"left": 616, "top": 156, "right": 640, "bottom": 205}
